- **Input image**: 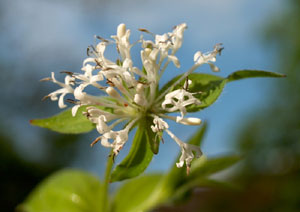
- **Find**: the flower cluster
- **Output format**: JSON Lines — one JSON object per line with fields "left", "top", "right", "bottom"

{"left": 42, "top": 23, "right": 222, "bottom": 172}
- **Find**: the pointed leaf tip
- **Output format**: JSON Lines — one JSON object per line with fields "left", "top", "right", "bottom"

{"left": 30, "top": 106, "right": 95, "bottom": 134}
{"left": 227, "top": 69, "right": 286, "bottom": 82}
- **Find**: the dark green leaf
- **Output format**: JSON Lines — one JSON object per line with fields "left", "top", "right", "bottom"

{"left": 112, "top": 174, "right": 163, "bottom": 212}
{"left": 145, "top": 116, "right": 161, "bottom": 154}
{"left": 159, "top": 73, "right": 225, "bottom": 112}
{"left": 30, "top": 106, "right": 95, "bottom": 134}
{"left": 189, "top": 155, "right": 241, "bottom": 179}
{"left": 110, "top": 124, "right": 154, "bottom": 182}
{"left": 17, "top": 169, "right": 103, "bottom": 212}
{"left": 227, "top": 69, "right": 286, "bottom": 82}
{"left": 172, "top": 178, "right": 239, "bottom": 202}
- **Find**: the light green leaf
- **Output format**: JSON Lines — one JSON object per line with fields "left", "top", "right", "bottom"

{"left": 110, "top": 123, "right": 154, "bottom": 182}
{"left": 189, "top": 155, "right": 241, "bottom": 179}
{"left": 17, "top": 169, "right": 103, "bottom": 212}
{"left": 227, "top": 69, "right": 286, "bottom": 82}
{"left": 112, "top": 174, "right": 163, "bottom": 212}
{"left": 159, "top": 73, "right": 225, "bottom": 112}
{"left": 30, "top": 106, "right": 95, "bottom": 134}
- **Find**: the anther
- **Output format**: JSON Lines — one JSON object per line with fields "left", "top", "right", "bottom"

{"left": 90, "top": 137, "right": 101, "bottom": 147}
{"left": 138, "top": 28, "right": 155, "bottom": 37}
{"left": 41, "top": 95, "right": 50, "bottom": 101}
{"left": 66, "top": 99, "right": 79, "bottom": 105}
{"left": 95, "top": 35, "right": 109, "bottom": 43}
{"left": 60, "top": 71, "right": 74, "bottom": 76}
{"left": 40, "top": 77, "right": 52, "bottom": 82}
{"left": 214, "top": 43, "right": 224, "bottom": 55}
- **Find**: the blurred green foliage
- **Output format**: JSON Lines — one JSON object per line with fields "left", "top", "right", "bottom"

{"left": 19, "top": 123, "right": 242, "bottom": 212}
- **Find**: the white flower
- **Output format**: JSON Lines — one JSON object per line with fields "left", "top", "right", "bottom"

{"left": 91, "top": 119, "right": 136, "bottom": 155}
{"left": 44, "top": 72, "right": 74, "bottom": 108}
{"left": 170, "top": 23, "right": 187, "bottom": 53}
{"left": 151, "top": 116, "right": 169, "bottom": 133}
{"left": 111, "top": 23, "right": 131, "bottom": 60}
{"left": 43, "top": 23, "right": 222, "bottom": 171}
{"left": 194, "top": 43, "right": 223, "bottom": 72}
{"left": 165, "top": 129, "right": 202, "bottom": 174}
{"left": 162, "top": 86, "right": 201, "bottom": 122}
{"left": 75, "top": 64, "right": 104, "bottom": 89}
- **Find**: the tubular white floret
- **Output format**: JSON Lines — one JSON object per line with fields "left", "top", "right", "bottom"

{"left": 151, "top": 116, "right": 169, "bottom": 133}
{"left": 165, "top": 129, "right": 202, "bottom": 171}
{"left": 160, "top": 114, "right": 201, "bottom": 126}
{"left": 162, "top": 87, "right": 201, "bottom": 121}
{"left": 46, "top": 72, "right": 74, "bottom": 108}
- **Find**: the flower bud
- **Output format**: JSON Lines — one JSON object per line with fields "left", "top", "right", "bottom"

{"left": 117, "top": 23, "right": 126, "bottom": 38}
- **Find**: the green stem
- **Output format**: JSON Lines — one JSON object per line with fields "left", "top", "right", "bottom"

{"left": 102, "top": 149, "right": 114, "bottom": 212}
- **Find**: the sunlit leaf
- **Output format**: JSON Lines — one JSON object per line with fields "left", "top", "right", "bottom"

{"left": 17, "top": 169, "right": 103, "bottom": 212}
{"left": 110, "top": 123, "right": 154, "bottom": 182}
{"left": 30, "top": 106, "right": 95, "bottom": 134}
{"left": 112, "top": 174, "right": 163, "bottom": 212}
{"left": 185, "top": 74, "right": 225, "bottom": 111}
{"left": 227, "top": 69, "right": 286, "bottom": 82}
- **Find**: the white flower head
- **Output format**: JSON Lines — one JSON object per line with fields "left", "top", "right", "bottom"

{"left": 42, "top": 23, "right": 222, "bottom": 171}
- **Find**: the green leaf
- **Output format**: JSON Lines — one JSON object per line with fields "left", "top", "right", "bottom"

{"left": 227, "top": 69, "right": 286, "bottom": 82}
{"left": 30, "top": 106, "right": 95, "bottom": 134}
{"left": 112, "top": 174, "right": 163, "bottom": 212}
{"left": 187, "top": 122, "right": 207, "bottom": 146}
{"left": 110, "top": 123, "right": 154, "bottom": 182}
{"left": 17, "top": 169, "right": 103, "bottom": 212}
{"left": 145, "top": 116, "right": 161, "bottom": 154}
{"left": 159, "top": 73, "right": 226, "bottom": 112}
{"left": 189, "top": 155, "right": 241, "bottom": 179}
{"left": 172, "top": 178, "right": 239, "bottom": 202}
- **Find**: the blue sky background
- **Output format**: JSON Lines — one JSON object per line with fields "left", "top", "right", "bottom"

{"left": 1, "top": 0, "right": 285, "bottom": 176}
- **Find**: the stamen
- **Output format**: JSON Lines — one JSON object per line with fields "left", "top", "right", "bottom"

{"left": 214, "top": 43, "right": 224, "bottom": 55}
{"left": 138, "top": 28, "right": 155, "bottom": 37}
{"left": 60, "top": 71, "right": 74, "bottom": 76}
{"left": 41, "top": 95, "right": 50, "bottom": 101}
{"left": 40, "top": 77, "right": 52, "bottom": 82}
{"left": 186, "top": 165, "right": 190, "bottom": 175}
{"left": 95, "top": 35, "right": 110, "bottom": 43}
{"left": 66, "top": 99, "right": 79, "bottom": 105}
{"left": 90, "top": 137, "right": 101, "bottom": 147}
